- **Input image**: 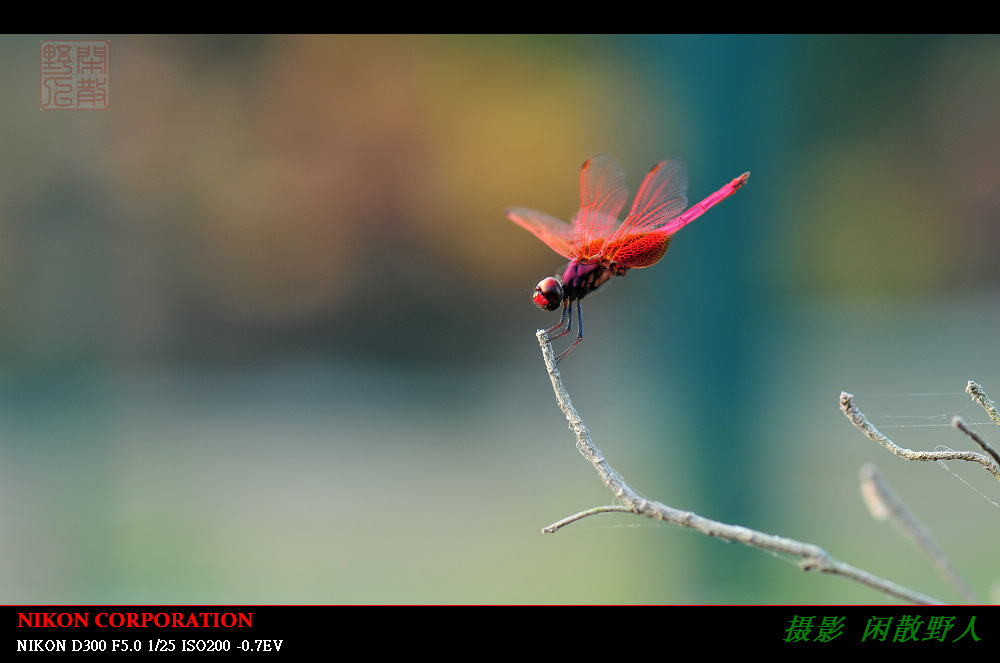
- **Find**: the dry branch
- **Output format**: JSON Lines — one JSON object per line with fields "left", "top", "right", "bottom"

{"left": 535, "top": 329, "right": 942, "bottom": 605}
{"left": 859, "top": 463, "right": 979, "bottom": 604}
{"left": 840, "top": 391, "right": 1000, "bottom": 482}
{"left": 967, "top": 380, "right": 1000, "bottom": 427}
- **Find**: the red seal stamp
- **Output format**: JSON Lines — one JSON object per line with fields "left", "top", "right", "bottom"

{"left": 40, "top": 40, "right": 110, "bottom": 110}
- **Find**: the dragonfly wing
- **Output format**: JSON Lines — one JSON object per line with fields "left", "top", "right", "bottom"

{"left": 625, "top": 158, "right": 689, "bottom": 233}
{"left": 575, "top": 153, "right": 628, "bottom": 260}
{"left": 506, "top": 207, "right": 578, "bottom": 260}
{"left": 604, "top": 158, "right": 689, "bottom": 266}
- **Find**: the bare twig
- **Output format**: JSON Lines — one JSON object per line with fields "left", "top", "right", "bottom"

{"left": 839, "top": 392, "right": 1000, "bottom": 482}
{"left": 952, "top": 417, "right": 1000, "bottom": 467}
{"left": 860, "top": 464, "right": 980, "bottom": 604}
{"left": 542, "top": 505, "right": 635, "bottom": 533}
{"left": 967, "top": 380, "right": 1000, "bottom": 427}
{"left": 536, "top": 329, "right": 943, "bottom": 605}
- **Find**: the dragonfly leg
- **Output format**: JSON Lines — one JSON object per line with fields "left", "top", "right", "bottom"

{"left": 546, "top": 299, "right": 573, "bottom": 340}
{"left": 555, "top": 300, "right": 584, "bottom": 363}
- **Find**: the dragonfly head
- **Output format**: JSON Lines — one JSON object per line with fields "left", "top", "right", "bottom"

{"left": 532, "top": 276, "right": 563, "bottom": 311}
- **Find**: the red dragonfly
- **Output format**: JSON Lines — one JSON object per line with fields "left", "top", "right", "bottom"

{"left": 507, "top": 153, "right": 749, "bottom": 362}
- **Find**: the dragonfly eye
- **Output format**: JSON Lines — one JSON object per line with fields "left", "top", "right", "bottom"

{"left": 532, "top": 277, "right": 563, "bottom": 311}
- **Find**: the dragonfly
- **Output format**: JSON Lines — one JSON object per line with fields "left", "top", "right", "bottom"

{"left": 507, "top": 153, "right": 749, "bottom": 362}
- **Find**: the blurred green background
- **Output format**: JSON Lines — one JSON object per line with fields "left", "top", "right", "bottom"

{"left": 3, "top": 34, "right": 1000, "bottom": 604}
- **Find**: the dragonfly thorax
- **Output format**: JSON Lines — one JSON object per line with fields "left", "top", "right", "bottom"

{"left": 562, "top": 260, "right": 614, "bottom": 299}
{"left": 532, "top": 260, "right": 619, "bottom": 312}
